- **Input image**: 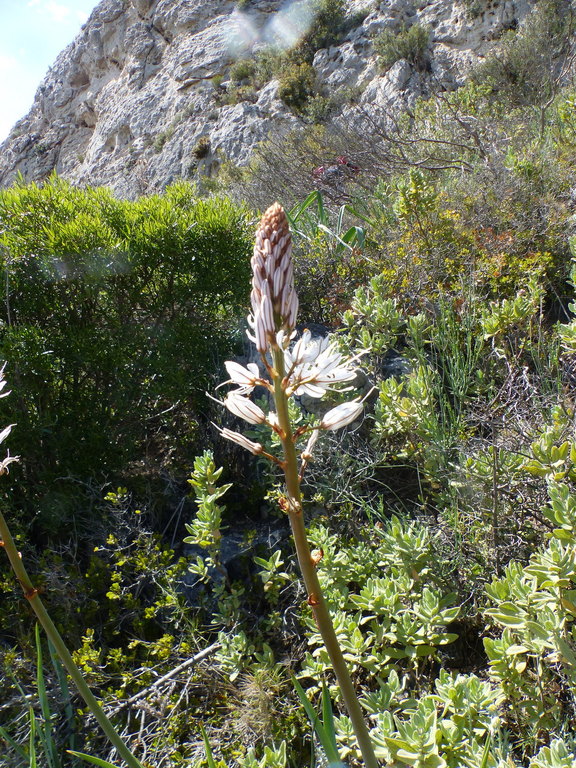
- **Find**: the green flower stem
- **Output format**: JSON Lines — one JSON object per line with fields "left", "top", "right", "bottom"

{"left": 271, "top": 346, "right": 379, "bottom": 768}
{"left": 0, "top": 507, "right": 143, "bottom": 768}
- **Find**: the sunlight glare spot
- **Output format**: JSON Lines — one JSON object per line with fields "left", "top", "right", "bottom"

{"left": 266, "top": 0, "right": 315, "bottom": 50}
{"left": 226, "top": 0, "right": 316, "bottom": 58}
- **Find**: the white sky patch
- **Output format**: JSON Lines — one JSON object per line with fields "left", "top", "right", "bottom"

{"left": 0, "top": 53, "right": 39, "bottom": 141}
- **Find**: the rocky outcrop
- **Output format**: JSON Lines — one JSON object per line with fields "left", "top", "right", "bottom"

{"left": 0, "top": 0, "right": 535, "bottom": 198}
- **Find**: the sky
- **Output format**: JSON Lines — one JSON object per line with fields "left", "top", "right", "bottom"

{"left": 0, "top": 0, "right": 98, "bottom": 143}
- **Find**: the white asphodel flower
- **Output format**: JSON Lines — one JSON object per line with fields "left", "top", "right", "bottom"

{"left": 216, "top": 203, "right": 368, "bottom": 466}
{"left": 0, "top": 452, "right": 19, "bottom": 475}
{"left": 0, "top": 373, "right": 19, "bottom": 474}
{"left": 223, "top": 361, "right": 262, "bottom": 394}
{"left": 224, "top": 392, "right": 267, "bottom": 424}
{"left": 320, "top": 400, "right": 364, "bottom": 431}
{"left": 219, "top": 427, "right": 263, "bottom": 455}
{"left": 284, "top": 331, "right": 359, "bottom": 398}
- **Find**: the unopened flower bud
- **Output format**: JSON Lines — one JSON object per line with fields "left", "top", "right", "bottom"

{"left": 219, "top": 427, "right": 263, "bottom": 455}
{"left": 320, "top": 400, "right": 363, "bottom": 431}
{"left": 224, "top": 393, "right": 267, "bottom": 424}
{"left": 301, "top": 429, "right": 320, "bottom": 461}
{"left": 251, "top": 203, "right": 298, "bottom": 349}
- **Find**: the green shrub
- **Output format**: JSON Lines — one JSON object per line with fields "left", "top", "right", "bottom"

{"left": 291, "top": 0, "right": 348, "bottom": 63}
{"left": 230, "top": 58, "right": 257, "bottom": 84}
{"left": 192, "top": 135, "right": 211, "bottom": 159}
{"left": 278, "top": 62, "right": 316, "bottom": 112}
{"left": 0, "top": 176, "right": 251, "bottom": 538}
{"left": 471, "top": 0, "right": 571, "bottom": 106}
{"left": 374, "top": 23, "right": 431, "bottom": 72}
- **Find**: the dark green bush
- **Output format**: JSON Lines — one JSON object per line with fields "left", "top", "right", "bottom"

{"left": 374, "top": 23, "right": 431, "bottom": 72}
{"left": 278, "top": 62, "right": 316, "bottom": 112}
{"left": 0, "top": 175, "right": 251, "bottom": 537}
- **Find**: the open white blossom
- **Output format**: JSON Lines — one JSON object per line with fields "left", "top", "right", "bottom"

{"left": 224, "top": 361, "right": 262, "bottom": 394}
{"left": 284, "top": 331, "right": 359, "bottom": 398}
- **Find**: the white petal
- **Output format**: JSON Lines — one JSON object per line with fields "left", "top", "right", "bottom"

{"left": 224, "top": 394, "right": 266, "bottom": 424}
{"left": 225, "top": 361, "right": 259, "bottom": 386}
{"left": 0, "top": 424, "right": 14, "bottom": 444}
{"left": 294, "top": 381, "right": 328, "bottom": 398}
{"left": 320, "top": 401, "right": 363, "bottom": 431}
{"left": 314, "top": 368, "right": 357, "bottom": 384}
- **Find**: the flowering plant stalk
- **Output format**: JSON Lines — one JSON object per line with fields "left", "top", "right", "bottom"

{"left": 216, "top": 203, "right": 378, "bottom": 767}
{"left": 0, "top": 374, "right": 143, "bottom": 768}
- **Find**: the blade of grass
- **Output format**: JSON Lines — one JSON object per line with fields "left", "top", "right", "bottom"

{"left": 479, "top": 732, "right": 492, "bottom": 768}
{"left": 315, "top": 190, "right": 327, "bottom": 226}
{"left": 200, "top": 724, "right": 218, "bottom": 768}
{"left": 292, "top": 676, "right": 344, "bottom": 765}
{"left": 48, "top": 638, "right": 78, "bottom": 763}
{"left": 67, "top": 751, "right": 121, "bottom": 768}
{"left": 35, "top": 624, "right": 59, "bottom": 768}
{"left": 288, "top": 191, "right": 320, "bottom": 224}
{"left": 29, "top": 708, "right": 37, "bottom": 768}
{"left": 320, "top": 682, "right": 340, "bottom": 762}
{"left": 0, "top": 724, "right": 29, "bottom": 761}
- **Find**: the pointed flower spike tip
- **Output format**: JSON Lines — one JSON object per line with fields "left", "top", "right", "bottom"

{"left": 251, "top": 203, "right": 298, "bottom": 350}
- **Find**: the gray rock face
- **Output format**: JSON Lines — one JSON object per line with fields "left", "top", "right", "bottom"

{"left": 0, "top": 0, "right": 537, "bottom": 197}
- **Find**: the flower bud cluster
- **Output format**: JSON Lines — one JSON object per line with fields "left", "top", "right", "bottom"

{"left": 249, "top": 203, "right": 298, "bottom": 353}
{"left": 217, "top": 203, "right": 365, "bottom": 460}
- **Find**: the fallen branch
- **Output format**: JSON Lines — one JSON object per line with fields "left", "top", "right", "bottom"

{"left": 107, "top": 642, "right": 221, "bottom": 715}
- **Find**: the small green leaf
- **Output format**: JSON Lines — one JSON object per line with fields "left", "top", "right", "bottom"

{"left": 67, "top": 752, "right": 120, "bottom": 768}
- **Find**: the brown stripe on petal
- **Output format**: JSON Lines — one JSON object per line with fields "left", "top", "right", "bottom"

{"left": 252, "top": 203, "right": 297, "bottom": 338}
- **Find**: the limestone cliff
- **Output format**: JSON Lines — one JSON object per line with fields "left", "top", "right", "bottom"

{"left": 0, "top": 0, "right": 534, "bottom": 198}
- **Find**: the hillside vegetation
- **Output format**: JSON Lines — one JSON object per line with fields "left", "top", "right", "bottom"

{"left": 2, "top": 2, "right": 576, "bottom": 767}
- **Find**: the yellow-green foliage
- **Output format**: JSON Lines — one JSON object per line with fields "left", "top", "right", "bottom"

{"left": 0, "top": 175, "right": 252, "bottom": 538}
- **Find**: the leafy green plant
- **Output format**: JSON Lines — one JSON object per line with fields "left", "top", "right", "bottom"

{"left": 185, "top": 450, "right": 231, "bottom": 585}
{"left": 301, "top": 517, "right": 459, "bottom": 692}
{"left": 483, "top": 477, "right": 576, "bottom": 747}
{"left": 471, "top": 0, "right": 572, "bottom": 107}
{"left": 374, "top": 23, "right": 431, "bottom": 72}
{"left": 278, "top": 62, "right": 316, "bottom": 112}
{"left": 0, "top": 177, "right": 251, "bottom": 539}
